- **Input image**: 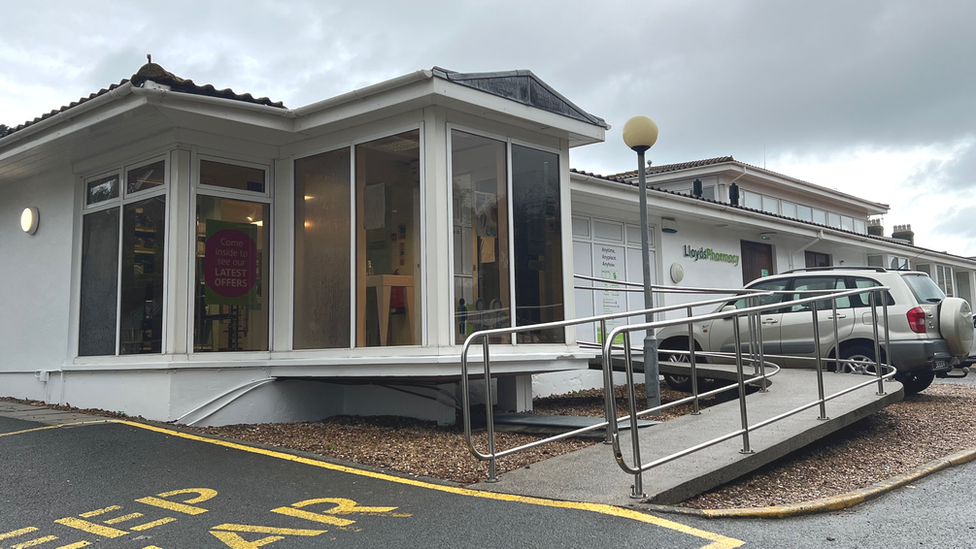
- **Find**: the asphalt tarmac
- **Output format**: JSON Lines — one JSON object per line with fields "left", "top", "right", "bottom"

{"left": 0, "top": 415, "right": 743, "bottom": 549}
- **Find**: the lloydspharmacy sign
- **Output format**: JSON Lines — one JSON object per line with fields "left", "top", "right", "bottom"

{"left": 683, "top": 245, "right": 740, "bottom": 266}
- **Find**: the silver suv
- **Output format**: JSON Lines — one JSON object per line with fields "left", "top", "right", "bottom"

{"left": 658, "top": 267, "right": 974, "bottom": 394}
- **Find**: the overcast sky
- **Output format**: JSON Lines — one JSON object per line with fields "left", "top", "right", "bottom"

{"left": 3, "top": 1, "right": 974, "bottom": 256}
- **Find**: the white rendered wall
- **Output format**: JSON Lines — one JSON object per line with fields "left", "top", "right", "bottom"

{"left": 0, "top": 166, "right": 75, "bottom": 378}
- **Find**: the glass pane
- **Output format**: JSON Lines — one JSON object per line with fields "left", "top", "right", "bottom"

{"left": 813, "top": 209, "right": 826, "bottom": 225}
{"left": 782, "top": 202, "right": 797, "bottom": 219}
{"left": 513, "top": 145, "right": 564, "bottom": 343}
{"left": 797, "top": 205, "right": 813, "bottom": 221}
{"left": 762, "top": 196, "right": 780, "bottom": 214}
{"left": 828, "top": 213, "right": 841, "bottom": 228}
{"left": 572, "top": 217, "right": 589, "bottom": 237}
{"left": 194, "top": 196, "right": 271, "bottom": 351}
{"left": 854, "top": 219, "right": 867, "bottom": 234}
{"left": 451, "top": 131, "right": 510, "bottom": 344}
{"left": 87, "top": 175, "right": 119, "bottom": 205}
{"left": 126, "top": 160, "right": 165, "bottom": 194}
{"left": 294, "top": 149, "right": 351, "bottom": 349}
{"left": 200, "top": 159, "right": 266, "bottom": 193}
{"left": 701, "top": 186, "right": 715, "bottom": 200}
{"left": 119, "top": 196, "right": 166, "bottom": 354}
{"left": 867, "top": 254, "right": 884, "bottom": 267}
{"left": 841, "top": 216, "right": 854, "bottom": 231}
{"left": 79, "top": 209, "right": 120, "bottom": 356}
{"left": 356, "top": 130, "right": 422, "bottom": 347}
{"left": 744, "top": 190, "right": 763, "bottom": 210}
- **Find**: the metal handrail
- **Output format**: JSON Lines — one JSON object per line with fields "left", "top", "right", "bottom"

{"left": 461, "top": 281, "right": 895, "bottom": 495}
{"left": 460, "top": 287, "right": 780, "bottom": 481}
{"left": 602, "top": 286, "right": 893, "bottom": 497}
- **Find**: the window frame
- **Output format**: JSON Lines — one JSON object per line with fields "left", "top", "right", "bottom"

{"left": 78, "top": 154, "right": 170, "bottom": 357}
{"left": 447, "top": 123, "right": 566, "bottom": 346}
{"left": 189, "top": 153, "right": 274, "bottom": 354}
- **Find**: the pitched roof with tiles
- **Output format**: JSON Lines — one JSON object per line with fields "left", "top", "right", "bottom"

{"left": 1, "top": 62, "right": 285, "bottom": 140}
{"left": 608, "top": 155, "right": 736, "bottom": 179}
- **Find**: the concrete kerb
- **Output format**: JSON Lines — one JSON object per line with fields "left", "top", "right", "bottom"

{"left": 641, "top": 446, "right": 976, "bottom": 519}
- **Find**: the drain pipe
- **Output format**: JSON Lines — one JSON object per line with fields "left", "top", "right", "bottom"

{"left": 789, "top": 230, "right": 825, "bottom": 270}
{"left": 175, "top": 376, "right": 276, "bottom": 425}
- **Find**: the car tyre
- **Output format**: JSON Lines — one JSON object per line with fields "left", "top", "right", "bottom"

{"left": 840, "top": 344, "right": 880, "bottom": 375}
{"left": 660, "top": 341, "right": 708, "bottom": 393}
{"left": 899, "top": 371, "right": 935, "bottom": 394}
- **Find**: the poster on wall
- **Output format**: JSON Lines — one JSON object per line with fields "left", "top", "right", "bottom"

{"left": 204, "top": 220, "right": 258, "bottom": 306}
{"left": 596, "top": 245, "right": 626, "bottom": 344}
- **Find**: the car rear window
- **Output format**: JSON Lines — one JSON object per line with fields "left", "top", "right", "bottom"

{"left": 902, "top": 274, "right": 946, "bottom": 303}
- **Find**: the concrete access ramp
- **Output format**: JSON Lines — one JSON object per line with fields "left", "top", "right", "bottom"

{"left": 474, "top": 368, "right": 903, "bottom": 506}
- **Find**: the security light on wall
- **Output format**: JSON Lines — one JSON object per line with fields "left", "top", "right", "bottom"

{"left": 661, "top": 217, "right": 678, "bottom": 234}
{"left": 21, "top": 207, "right": 39, "bottom": 234}
{"left": 759, "top": 232, "right": 776, "bottom": 241}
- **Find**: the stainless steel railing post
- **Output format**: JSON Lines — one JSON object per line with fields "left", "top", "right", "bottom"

{"left": 811, "top": 300, "right": 829, "bottom": 420}
{"left": 601, "top": 319, "right": 613, "bottom": 444}
{"left": 754, "top": 295, "right": 768, "bottom": 392}
{"left": 831, "top": 297, "right": 841, "bottom": 374}
{"left": 870, "top": 291, "right": 886, "bottom": 395}
{"left": 731, "top": 314, "right": 753, "bottom": 454}
{"left": 622, "top": 336, "right": 644, "bottom": 498}
{"left": 687, "top": 306, "right": 700, "bottom": 414}
{"left": 483, "top": 336, "right": 498, "bottom": 482}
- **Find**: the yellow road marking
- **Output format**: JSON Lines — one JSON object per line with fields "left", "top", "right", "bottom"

{"left": 157, "top": 488, "right": 218, "bottom": 504}
{"left": 53, "top": 543, "right": 90, "bottom": 549}
{"left": 135, "top": 496, "right": 208, "bottom": 515}
{"left": 79, "top": 505, "right": 121, "bottom": 518}
{"left": 0, "top": 528, "right": 39, "bottom": 541}
{"left": 130, "top": 517, "right": 177, "bottom": 531}
{"left": 209, "top": 532, "right": 282, "bottom": 548}
{"left": 53, "top": 518, "right": 127, "bottom": 538}
{"left": 11, "top": 536, "right": 58, "bottom": 549}
{"left": 211, "top": 524, "right": 326, "bottom": 536}
{"left": 103, "top": 512, "right": 143, "bottom": 524}
{"left": 270, "top": 507, "right": 353, "bottom": 527}
{"left": 109, "top": 420, "right": 743, "bottom": 548}
{"left": 0, "top": 421, "right": 112, "bottom": 439}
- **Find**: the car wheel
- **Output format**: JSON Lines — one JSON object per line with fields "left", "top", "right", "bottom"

{"left": 840, "top": 344, "right": 880, "bottom": 375}
{"left": 939, "top": 297, "right": 974, "bottom": 357}
{"left": 899, "top": 371, "right": 935, "bottom": 394}
{"left": 660, "top": 342, "right": 708, "bottom": 392}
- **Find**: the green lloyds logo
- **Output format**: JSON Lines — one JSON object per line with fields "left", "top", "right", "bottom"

{"left": 683, "top": 245, "right": 740, "bottom": 266}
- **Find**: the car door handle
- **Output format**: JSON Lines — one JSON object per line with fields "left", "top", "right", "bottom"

{"left": 827, "top": 314, "right": 847, "bottom": 320}
{"left": 761, "top": 318, "right": 779, "bottom": 325}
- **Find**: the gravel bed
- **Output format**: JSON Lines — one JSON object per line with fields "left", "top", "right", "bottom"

{"left": 5, "top": 380, "right": 976, "bottom": 508}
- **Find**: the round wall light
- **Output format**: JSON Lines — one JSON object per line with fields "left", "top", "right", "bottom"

{"left": 21, "top": 207, "right": 39, "bottom": 234}
{"left": 670, "top": 263, "right": 685, "bottom": 283}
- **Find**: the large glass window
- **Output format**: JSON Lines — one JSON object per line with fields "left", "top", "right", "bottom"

{"left": 452, "top": 131, "right": 510, "bottom": 344}
{"left": 356, "top": 130, "right": 422, "bottom": 347}
{"left": 194, "top": 161, "right": 271, "bottom": 352}
{"left": 512, "top": 145, "right": 564, "bottom": 343}
{"left": 79, "top": 159, "right": 167, "bottom": 356}
{"left": 119, "top": 196, "right": 166, "bottom": 354}
{"left": 294, "top": 149, "right": 351, "bottom": 349}
{"left": 78, "top": 208, "right": 120, "bottom": 356}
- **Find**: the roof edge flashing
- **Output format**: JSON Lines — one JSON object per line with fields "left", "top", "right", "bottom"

{"left": 292, "top": 69, "right": 434, "bottom": 118}
{"left": 0, "top": 81, "right": 135, "bottom": 152}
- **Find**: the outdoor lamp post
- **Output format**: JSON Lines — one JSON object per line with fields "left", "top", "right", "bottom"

{"left": 622, "top": 115, "right": 660, "bottom": 410}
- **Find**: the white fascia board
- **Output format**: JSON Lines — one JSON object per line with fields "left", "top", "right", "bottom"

{"left": 428, "top": 80, "right": 605, "bottom": 147}
{"left": 293, "top": 77, "right": 606, "bottom": 147}
{"left": 0, "top": 91, "right": 147, "bottom": 165}
{"left": 141, "top": 91, "right": 296, "bottom": 135}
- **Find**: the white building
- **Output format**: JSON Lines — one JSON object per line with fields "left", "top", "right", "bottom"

{"left": 3, "top": 64, "right": 974, "bottom": 425}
